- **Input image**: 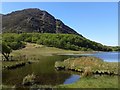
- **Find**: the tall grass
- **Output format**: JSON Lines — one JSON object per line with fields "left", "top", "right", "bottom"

{"left": 55, "top": 56, "right": 118, "bottom": 75}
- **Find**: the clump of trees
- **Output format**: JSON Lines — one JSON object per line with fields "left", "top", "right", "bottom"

{"left": 111, "top": 46, "right": 120, "bottom": 51}
{"left": 1, "top": 42, "right": 12, "bottom": 61}
{"left": 2, "top": 33, "right": 119, "bottom": 52}
{"left": 1, "top": 33, "right": 26, "bottom": 60}
{"left": 2, "top": 33, "right": 26, "bottom": 50}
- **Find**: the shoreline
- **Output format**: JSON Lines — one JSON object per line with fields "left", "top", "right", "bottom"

{"left": 2, "top": 43, "right": 119, "bottom": 89}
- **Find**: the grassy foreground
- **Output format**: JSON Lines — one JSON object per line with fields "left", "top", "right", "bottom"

{"left": 57, "top": 76, "right": 118, "bottom": 88}
{"left": 54, "top": 56, "right": 119, "bottom": 88}
{"left": 2, "top": 75, "right": 118, "bottom": 89}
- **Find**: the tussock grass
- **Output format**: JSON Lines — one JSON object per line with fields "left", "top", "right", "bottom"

{"left": 55, "top": 56, "right": 118, "bottom": 75}
{"left": 82, "top": 67, "right": 93, "bottom": 77}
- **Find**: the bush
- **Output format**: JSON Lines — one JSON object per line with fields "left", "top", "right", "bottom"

{"left": 24, "top": 37, "right": 32, "bottom": 42}
{"left": 8, "top": 41, "right": 25, "bottom": 50}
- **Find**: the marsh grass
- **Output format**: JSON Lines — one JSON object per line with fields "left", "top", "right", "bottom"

{"left": 2, "top": 43, "right": 92, "bottom": 69}
{"left": 55, "top": 56, "right": 118, "bottom": 75}
{"left": 82, "top": 67, "right": 93, "bottom": 77}
{"left": 11, "top": 43, "right": 93, "bottom": 57}
{"left": 55, "top": 56, "right": 119, "bottom": 88}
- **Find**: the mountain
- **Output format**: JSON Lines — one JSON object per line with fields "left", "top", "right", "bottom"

{"left": 2, "top": 8, "right": 80, "bottom": 35}
{"left": 2, "top": 8, "right": 120, "bottom": 51}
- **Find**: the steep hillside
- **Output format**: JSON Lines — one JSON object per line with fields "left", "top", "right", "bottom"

{"left": 2, "top": 8, "right": 80, "bottom": 35}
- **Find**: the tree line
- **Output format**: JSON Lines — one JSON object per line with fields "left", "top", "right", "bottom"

{"left": 1, "top": 33, "right": 119, "bottom": 60}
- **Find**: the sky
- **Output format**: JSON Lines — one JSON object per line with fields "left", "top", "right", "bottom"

{"left": 2, "top": 2, "right": 118, "bottom": 46}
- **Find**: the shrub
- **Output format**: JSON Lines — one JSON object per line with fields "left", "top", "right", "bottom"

{"left": 24, "top": 37, "right": 32, "bottom": 42}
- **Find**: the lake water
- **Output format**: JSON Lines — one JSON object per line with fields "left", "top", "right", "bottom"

{"left": 2, "top": 52, "right": 119, "bottom": 86}
{"left": 63, "top": 74, "right": 80, "bottom": 84}
{"left": 77, "top": 52, "right": 119, "bottom": 62}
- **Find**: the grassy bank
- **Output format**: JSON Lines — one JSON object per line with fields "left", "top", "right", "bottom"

{"left": 12, "top": 43, "right": 94, "bottom": 56}
{"left": 2, "top": 75, "right": 118, "bottom": 89}
{"left": 55, "top": 57, "right": 118, "bottom": 75}
{"left": 2, "top": 61, "right": 31, "bottom": 70}
{"left": 54, "top": 56, "right": 119, "bottom": 88}
{"left": 57, "top": 75, "right": 118, "bottom": 88}
{"left": 2, "top": 42, "right": 95, "bottom": 67}
{"left": 3, "top": 43, "right": 91, "bottom": 67}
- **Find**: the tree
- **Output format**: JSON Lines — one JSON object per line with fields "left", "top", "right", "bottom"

{"left": 2, "top": 42, "right": 12, "bottom": 61}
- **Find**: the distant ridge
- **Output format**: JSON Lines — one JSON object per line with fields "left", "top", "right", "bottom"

{"left": 2, "top": 8, "right": 81, "bottom": 36}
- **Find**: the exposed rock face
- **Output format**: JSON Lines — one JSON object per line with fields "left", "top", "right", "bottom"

{"left": 2, "top": 8, "right": 80, "bottom": 35}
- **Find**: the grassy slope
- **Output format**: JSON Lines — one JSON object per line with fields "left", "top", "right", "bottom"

{"left": 58, "top": 76, "right": 118, "bottom": 88}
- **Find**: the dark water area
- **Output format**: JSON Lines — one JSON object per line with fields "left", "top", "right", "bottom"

{"left": 3, "top": 52, "right": 118, "bottom": 86}
{"left": 2, "top": 55, "right": 74, "bottom": 86}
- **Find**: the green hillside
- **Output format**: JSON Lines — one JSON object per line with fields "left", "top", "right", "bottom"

{"left": 2, "top": 33, "right": 119, "bottom": 52}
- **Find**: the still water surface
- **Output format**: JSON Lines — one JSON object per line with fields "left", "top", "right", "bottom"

{"left": 79, "top": 52, "right": 119, "bottom": 62}
{"left": 3, "top": 52, "right": 119, "bottom": 86}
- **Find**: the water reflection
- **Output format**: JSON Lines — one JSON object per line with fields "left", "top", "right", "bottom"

{"left": 2, "top": 55, "right": 72, "bottom": 86}
{"left": 64, "top": 74, "right": 80, "bottom": 84}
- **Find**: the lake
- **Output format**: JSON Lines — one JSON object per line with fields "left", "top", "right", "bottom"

{"left": 2, "top": 52, "right": 119, "bottom": 86}
{"left": 76, "top": 52, "right": 119, "bottom": 62}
